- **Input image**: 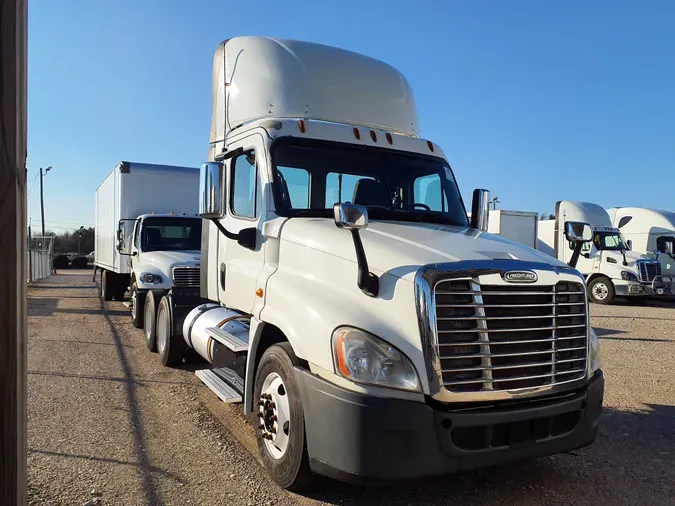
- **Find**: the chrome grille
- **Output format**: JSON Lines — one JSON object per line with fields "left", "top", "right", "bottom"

{"left": 434, "top": 281, "right": 588, "bottom": 392}
{"left": 173, "top": 266, "right": 200, "bottom": 287}
{"left": 637, "top": 261, "right": 661, "bottom": 283}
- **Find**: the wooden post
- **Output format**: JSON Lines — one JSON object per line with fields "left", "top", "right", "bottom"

{"left": 0, "top": 0, "right": 28, "bottom": 504}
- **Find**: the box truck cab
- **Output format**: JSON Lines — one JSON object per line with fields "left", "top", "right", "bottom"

{"left": 538, "top": 201, "right": 666, "bottom": 304}
{"left": 147, "top": 37, "right": 603, "bottom": 489}
{"left": 607, "top": 207, "right": 675, "bottom": 292}
{"left": 94, "top": 162, "right": 203, "bottom": 338}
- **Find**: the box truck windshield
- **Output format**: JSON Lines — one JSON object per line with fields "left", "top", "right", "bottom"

{"left": 140, "top": 217, "right": 202, "bottom": 252}
{"left": 271, "top": 140, "right": 469, "bottom": 226}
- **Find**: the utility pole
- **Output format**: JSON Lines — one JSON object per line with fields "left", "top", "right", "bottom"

{"left": 0, "top": 0, "right": 28, "bottom": 504}
{"left": 39, "top": 165, "right": 52, "bottom": 240}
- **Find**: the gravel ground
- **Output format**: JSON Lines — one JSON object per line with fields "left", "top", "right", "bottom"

{"left": 27, "top": 271, "right": 675, "bottom": 505}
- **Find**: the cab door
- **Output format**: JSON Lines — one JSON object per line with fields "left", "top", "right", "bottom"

{"left": 218, "top": 133, "right": 268, "bottom": 314}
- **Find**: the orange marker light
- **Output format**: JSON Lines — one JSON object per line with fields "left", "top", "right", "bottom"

{"left": 353, "top": 127, "right": 361, "bottom": 140}
{"left": 298, "top": 119, "right": 306, "bottom": 133}
{"left": 427, "top": 140, "right": 434, "bottom": 152}
{"left": 255, "top": 288, "right": 264, "bottom": 298}
{"left": 386, "top": 133, "right": 393, "bottom": 145}
{"left": 370, "top": 130, "right": 377, "bottom": 142}
{"left": 334, "top": 332, "right": 351, "bottom": 377}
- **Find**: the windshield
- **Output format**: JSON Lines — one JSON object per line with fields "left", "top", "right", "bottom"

{"left": 593, "top": 231, "right": 628, "bottom": 251}
{"left": 270, "top": 140, "right": 469, "bottom": 227}
{"left": 140, "top": 217, "right": 202, "bottom": 252}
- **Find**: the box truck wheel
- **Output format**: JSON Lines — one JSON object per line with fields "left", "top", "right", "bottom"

{"left": 157, "top": 296, "right": 186, "bottom": 367}
{"left": 143, "top": 290, "right": 163, "bottom": 352}
{"left": 254, "top": 343, "right": 312, "bottom": 491}
{"left": 588, "top": 276, "right": 615, "bottom": 305}
{"left": 101, "top": 270, "right": 114, "bottom": 301}
{"left": 130, "top": 282, "right": 146, "bottom": 329}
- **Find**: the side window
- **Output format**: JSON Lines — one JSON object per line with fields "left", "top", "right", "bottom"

{"left": 231, "top": 150, "right": 261, "bottom": 218}
{"left": 618, "top": 216, "right": 632, "bottom": 228}
{"left": 133, "top": 219, "right": 142, "bottom": 248}
{"left": 413, "top": 173, "right": 447, "bottom": 212}
{"left": 325, "top": 172, "right": 375, "bottom": 207}
{"left": 277, "top": 166, "right": 310, "bottom": 209}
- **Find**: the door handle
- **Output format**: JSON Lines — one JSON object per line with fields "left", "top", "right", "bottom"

{"left": 219, "top": 263, "right": 226, "bottom": 291}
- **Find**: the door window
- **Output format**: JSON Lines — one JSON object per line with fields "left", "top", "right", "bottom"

{"left": 413, "top": 173, "right": 448, "bottom": 212}
{"left": 231, "top": 150, "right": 261, "bottom": 219}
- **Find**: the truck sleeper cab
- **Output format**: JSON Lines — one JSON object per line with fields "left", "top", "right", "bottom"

{"left": 150, "top": 37, "right": 603, "bottom": 490}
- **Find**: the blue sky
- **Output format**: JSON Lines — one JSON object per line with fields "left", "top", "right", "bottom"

{"left": 28, "top": 0, "right": 675, "bottom": 231}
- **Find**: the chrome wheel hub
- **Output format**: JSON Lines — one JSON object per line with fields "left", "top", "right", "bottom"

{"left": 258, "top": 372, "right": 290, "bottom": 459}
{"left": 593, "top": 283, "right": 609, "bottom": 300}
{"left": 131, "top": 290, "right": 137, "bottom": 319}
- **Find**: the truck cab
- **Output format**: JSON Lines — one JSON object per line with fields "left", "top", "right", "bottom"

{"left": 538, "top": 201, "right": 667, "bottom": 304}
{"left": 150, "top": 37, "right": 603, "bottom": 490}
{"left": 607, "top": 207, "right": 675, "bottom": 293}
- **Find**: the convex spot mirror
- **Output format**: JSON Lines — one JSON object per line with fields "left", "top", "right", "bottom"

{"left": 200, "top": 162, "right": 225, "bottom": 219}
{"left": 333, "top": 203, "right": 369, "bottom": 230}
{"left": 565, "top": 221, "right": 593, "bottom": 243}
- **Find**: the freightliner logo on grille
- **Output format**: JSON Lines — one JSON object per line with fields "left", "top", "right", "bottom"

{"left": 503, "top": 270, "right": 538, "bottom": 283}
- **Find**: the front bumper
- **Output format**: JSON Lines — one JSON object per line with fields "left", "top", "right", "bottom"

{"left": 296, "top": 369, "right": 604, "bottom": 483}
{"left": 614, "top": 277, "right": 672, "bottom": 296}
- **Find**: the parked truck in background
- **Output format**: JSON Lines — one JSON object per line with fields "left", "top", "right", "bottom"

{"left": 94, "top": 161, "right": 203, "bottom": 347}
{"left": 607, "top": 207, "right": 675, "bottom": 292}
{"left": 143, "top": 37, "right": 603, "bottom": 489}
{"left": 538, "top": 201, "right": 667, "bottom": 304}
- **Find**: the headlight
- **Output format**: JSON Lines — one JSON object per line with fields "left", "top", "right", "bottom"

{"left": 332, "top": 327, "right": 421, "bottom": 392}
{"left": 140, "top": 273, "right": 163, "bottom": 284}
{"left": 621, "top": 271, "right": 638, "bottom": 281}
{"left": 590, "top": 327, "right": 601, "bottom": 373}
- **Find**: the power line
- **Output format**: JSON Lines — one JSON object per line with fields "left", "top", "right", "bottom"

{"left": 27, "top": 173, "right": 38, "bottom": 194}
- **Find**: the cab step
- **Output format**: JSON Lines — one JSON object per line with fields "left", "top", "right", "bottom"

{"left": 195, "top": 367, "right": 244, "bottom": 404}
{"left": 122, "top": 301, "right": 131, "bottom": 308}
{"left": 205, "top": 326, "right": 249, "bottom": 353}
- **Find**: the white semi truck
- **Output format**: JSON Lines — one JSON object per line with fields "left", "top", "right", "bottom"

{"left": 607, "top": 207, "right": 675, "bottom": 291}
{"left": 94, "top": 162, "right": 204, "bottom": 346}
{"left": 538, "top": 201, "right": 667, "bottom": 304}
{"left": 145, "top": 37, "right": 603, "bottom": 489}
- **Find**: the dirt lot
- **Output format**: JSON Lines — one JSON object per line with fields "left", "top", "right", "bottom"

{"left": 27, "top": 271, "right": 674, "bottom": 505}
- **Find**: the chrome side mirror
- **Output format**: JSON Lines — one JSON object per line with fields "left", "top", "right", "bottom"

{"left": 564, "top": 221, "right": 593, "bottom": 243}
{"left": 200, "top": 162, "right": 225, "bottom": 219}
{"left": 333, "top": 203, "right": 368, "bottom": 230}
{"left": 470, "top": 189, "right": 490, "bottom": 232}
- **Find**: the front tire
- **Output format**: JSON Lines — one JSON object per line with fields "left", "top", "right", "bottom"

{"left": 101, "top": 270, "right": 114, "bottom": 301}
{"left": 588, "top": 276, "right": 615, "bottom": 305}
{"left": 157, "top": 295, "right": 186, "bottom": 367}
{"left": 254, "top": 343, "right": 312, "bottom": 491}
{"left": 143, "top": 290, "right": 162, "bottom": 352}
{"left": 130, "top": 282, "right": 146, "bottom": 329}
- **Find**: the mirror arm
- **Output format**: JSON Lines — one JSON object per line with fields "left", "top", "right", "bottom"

{"left": 350, "top": 229, "right": 379, "bottom": 297}
{"left": 569, "top": 242, "right": 583, "bottom": 269}
{"left": 210, "top": 218, "right": 256, "bottom": 250}
{"left": 621, "top": 250, "right": 628, "bottom": 266}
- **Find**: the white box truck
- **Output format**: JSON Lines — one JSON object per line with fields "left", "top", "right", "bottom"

{"left": 607, "top": 207, "right": 675, "bottom": 291}
{"left": 538, "top": 201, "right": 668, "bottom": 304}
{"left": 94, "top": 161, "right": 204, "bottom": 343}
{"left": 142, "top": 37, "right": 603, "bottom": 489}
{"left": 487, "top": 210, "right": 539, "bottom": 249}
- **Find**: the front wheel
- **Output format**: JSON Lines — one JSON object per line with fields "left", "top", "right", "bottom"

{"left": 254, "top": 343, "right": 312, "bottom": 491}
{"left": 130, "top": 282, "right": 146, "bottom": 329}
{"left": 588, "top": 276, "right": 615, "bottom": 305}
{"left": 157, "top": 295, "right": 186, "bottom": 367}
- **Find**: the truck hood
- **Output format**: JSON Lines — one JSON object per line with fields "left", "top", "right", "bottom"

{"left": 140, "top": 250, "right": 201, "bottom": 273}
{"left": 279, "top": 219, "right": 566, "bottom": 281}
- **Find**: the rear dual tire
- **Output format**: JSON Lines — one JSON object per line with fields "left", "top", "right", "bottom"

{"left": 101, "top": 270, "right": 127, "bottom": 302}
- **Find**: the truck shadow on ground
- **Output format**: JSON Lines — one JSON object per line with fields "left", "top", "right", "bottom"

{"left": 593, "top": 327, "right": 672, "bottom": 343}
{"left": 298, "top": 404, "right": 675, "bottom": 505}
{"left": 28, "top": 296, "right": 130, "bottom": 317}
